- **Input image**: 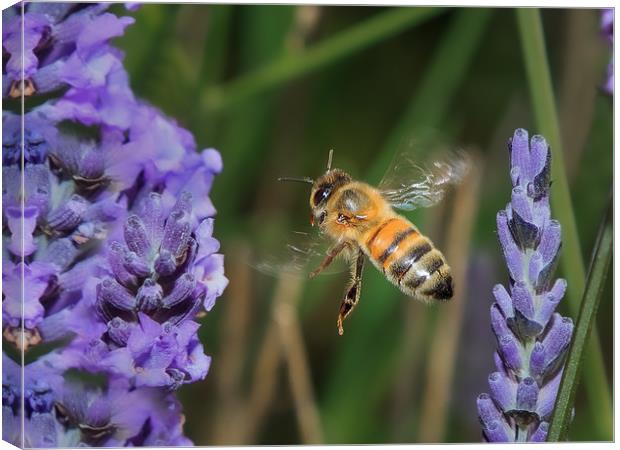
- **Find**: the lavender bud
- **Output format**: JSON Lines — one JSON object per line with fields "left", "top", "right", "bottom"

{"left": 161, "top": 210, "right": 191, "bottom": 258}
{"left": 162, "top": 273, "right": 196, "bottom": 308}
{"left": 492, "top": 284, "right": 513, "bottom": 317}
{"left": 510, "top": 187, "right": 532, "bottom": 221}
{"left": 140, "top": 192, "right": 165, "bottom": 245}
{"left": 511, "top": 281, "right": 535, "bottom": 319}
{"left": 536, "top": 279, "right": 566, "bottom": 328}
{"left": 98, "top": 278, "right": 136, "bottom": 311}
{"left": 515, "top": 377, "right": 538, "bottom": 411}
{"left": 497, "top": 212, "right": 523, "bottom": 281}
{"left": 499, "top": 334, "right": 522, "bottom": 372}
{"left": 108, "top": 241, "right": 137, "bottom": 288}
{"left": 483, "top": 420, "right": 512, "bottom": 442}
{"left": 107, "top": 317, "right": 132, "bottom": 346}
{"left": 123, "top": 251, "right": 152, "bottom": 277}
{"left": 136, "top": 279, "right": 163, "bottom": 312}
{"left": 490, "top": 304, "right": 510, "bottom": 337}
{"left": 529, "top": 342, "right": 546, "bottom": 379}
{"left": 542, "top": 314, "right": 573, "bottom": 371}
{"left": 529, "top": 135, "right": 548, "bottom": 177}
{"left": 163, "top": 295, "right": 203, "bottom": 326}
{"left": 47, "top": 195, "right": 89, "bottom": 231}
{"left": 79, "top": 147, "right": 105, "bottom": 179}
{"left": 155, "top": 249, "right": 177, "bottom": 276}
{"left": 488, "top": 372, "right": 516, "bottom": 412}
{"left": 530, "top": 140, "right": 551, "bottom": 200}
{"left": 536, "top": 370, "right": 562, "bottom": 420}
{"left": 124, "top": 215, "right": 151, "bottom": 258}
{"left": 539, "top": 220, "right": 561, "bottom": 266}
{"left": 509, "top": 129, "right": 530, "bottom": 182}
{"left": 477, "top": 393, "right": 503, "bottom": 427}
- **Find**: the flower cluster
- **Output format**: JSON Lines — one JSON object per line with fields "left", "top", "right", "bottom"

{"left": 601, "top": 9, "right": 613, "bottom": 95}
{"left": 2, "top": 3, "right": 226, "bottom": 446}
{"left": 477, "top": 129, "right": 572, "bottom": 442}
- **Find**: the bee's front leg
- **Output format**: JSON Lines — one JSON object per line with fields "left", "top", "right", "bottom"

{"left": 309, "top": 241, "right": 349, "bottom": 278}
{"left": 337, "top": 248, "right": 365, "bottom": 336}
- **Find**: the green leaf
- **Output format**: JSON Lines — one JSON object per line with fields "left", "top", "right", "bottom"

{"left": 547, "top": 196, "right": 612, "bottom": 441}
{"left": 201, "top": 7, "right": 443, "bottom": 112}
{"left": 516, "top": 8, "right": 612, "bottom": 439}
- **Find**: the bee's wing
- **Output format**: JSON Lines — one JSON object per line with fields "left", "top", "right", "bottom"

{"left": 252, "top": 229, "right": 348, "bottom": 278}
{"left": 378, "top": 138, "right": 470, "bottom": 211}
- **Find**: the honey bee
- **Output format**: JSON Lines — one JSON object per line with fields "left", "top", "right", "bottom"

{"left": 277, "top": 146, "right": 469, "bottom": 335}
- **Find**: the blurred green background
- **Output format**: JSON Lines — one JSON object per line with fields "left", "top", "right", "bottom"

{"left": 113, "top": 5, "right": 613, "bottom": 444}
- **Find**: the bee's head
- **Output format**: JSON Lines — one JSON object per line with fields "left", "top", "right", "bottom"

{"left": 278, "top": 150, "right": 351, "bottom": 227}
{"left": 308, "top": 169, "right": 351, "bottom": 226}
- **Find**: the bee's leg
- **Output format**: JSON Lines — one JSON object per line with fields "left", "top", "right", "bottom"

{"left": 337, "top": 249, "right": 365, "bottom": 336}
{"left": 309, "top": 241, "right": 349, "bottom": 278}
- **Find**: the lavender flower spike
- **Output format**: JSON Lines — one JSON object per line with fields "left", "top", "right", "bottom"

{"left": 3, "top": 4, "right": 226, "bottom": 446}
{"left": 477, "top": 129, "right": 572, "bottom": 442}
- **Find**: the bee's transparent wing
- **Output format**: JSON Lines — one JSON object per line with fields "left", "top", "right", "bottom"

{"left": 378, "top": 138, "right": 470, "bottom": 211}
{"left": 252, "top": 229, "right": 347, "bottom": 278}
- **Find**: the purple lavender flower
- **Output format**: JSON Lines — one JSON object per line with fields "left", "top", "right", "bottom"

{"left": 477, "top": 129, "right": 572, "bottom": 442}
{"left": 2, "top": 3, "right": 134, "bottom": 99}
{"left": 3, "top": 354, "right": 192, "bottom": 447}
{"left": 601, "top": 9, "right": 613, "bottom": 95}
{"left": 62, "top": 192, "right": 226, "bottom": 389}
{"left": 2, "top": 3, "right": 226, "bottom": 446}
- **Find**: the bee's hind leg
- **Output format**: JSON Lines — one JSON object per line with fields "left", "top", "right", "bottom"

{"left": 309, "top": 241, "right": 349, "bottom": 278}
{"left": 337, "top": 249, "right": 365, "bottom": 336}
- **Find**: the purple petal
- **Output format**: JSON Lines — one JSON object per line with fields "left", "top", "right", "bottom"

{"left": 515, "top": 377, "right": 538, "bottom": 411}
{"left": 499, "top": 334, "right": 523, "bottom": 372}
{"left": 492, "top": 284, "right": 513, "bottom": 317}
{"left": 139, "top": 192, "right": 166, "bottom": 246}
{"left": 529, "top": 342, "right": 546, "bottom": 379}
{"left": 161, "top": 210, "right": 191, "bottom": 258}
{"left": 542, "top": 314, "right": 573, "bottom": 368}
{"left": 536, "top": 279, "right": 566, "bottom": 328}
{"left": 536, "top": 369, "right": 562, "bottom": 420}
{"left": 154, "top": 249, "right": 177, "bottom": 276}
{"left": 162, "top": 273, "right": 196, "bottom": 308}
{"left": 98, "top": 277, "right": 136, "bottom": 311}
{"left": 511, "top": 281, "right": 535, "bottom": 319}
{"left": 530, "top": 421, "right": 549, "bottom": 442}
{"left": 477, "top": 393, "right": 503, "bottom": 427}
{"left": 483, "top": 420, "right": 512, "bottom": 442}
{"left": 124, "top": 215, "right": 151, "bottom": 258}
{"left": 509, "top": 128, "right": 530, "bottom": 186}
{"left": 539, "top": 220, "right": 561, "bottom": 266}
{"left": 488, "top": 372, "right": 516, "bottom": 412}
{"left": 136, "top": 279, "right": 163, "bottom": 312}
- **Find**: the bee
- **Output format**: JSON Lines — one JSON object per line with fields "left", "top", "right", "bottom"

{"left": 277, "top": 147, "right": 469, "bottom": 335}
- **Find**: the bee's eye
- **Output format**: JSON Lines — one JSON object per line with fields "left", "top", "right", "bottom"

{"left": 313, "top": 186, "right": 331, "bottom": 206}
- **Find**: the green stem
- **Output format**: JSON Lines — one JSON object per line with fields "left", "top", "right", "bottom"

{"left": 201, "top": 7, "right": 442, "bottom": 112}
{"left": 547, "top": 197, "right": 613, "bottom": 441}
{"left": 516, "top": 8, "right": 611, "bottom": 440}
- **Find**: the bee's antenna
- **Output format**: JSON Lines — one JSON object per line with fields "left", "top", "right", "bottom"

{"left": 327, "top": 149, "right": 334, "bottom": 171}
{"left": 277, "top": 176, "right": 314, "bottom": 184}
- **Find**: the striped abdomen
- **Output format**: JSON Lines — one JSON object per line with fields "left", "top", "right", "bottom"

{"left": 364, "top": 217, "right": 453, "bottom": 302}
